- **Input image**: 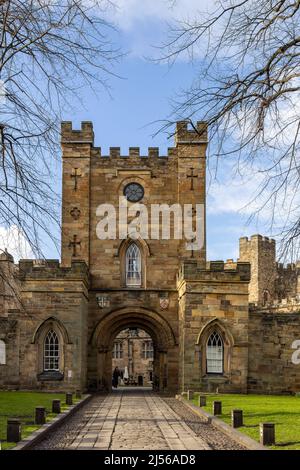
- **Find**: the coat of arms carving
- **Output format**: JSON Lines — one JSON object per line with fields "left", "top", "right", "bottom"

{"left": 159, "top": 297, "right": 169, "bottom": 310}
{"left": 96, "top": 295, "right": 110, "bottom": 308}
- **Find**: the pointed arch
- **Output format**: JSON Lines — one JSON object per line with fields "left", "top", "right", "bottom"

{"left": 118, "top": 237, "right": 149, "bottom": 288}
{"left": 196, "top": 318, "right": 234, "bottom": 347}
{"left": 31, "top": 316, "right": 72, "bottom": 345}
{"left": 32, "top": 317, "right": 69, "bottom": 377}
{"left": 117, "top": 235, "right": 151, "bottom": 257}
{"left": 196, "top": 318, "right": 234, "bottom": 377}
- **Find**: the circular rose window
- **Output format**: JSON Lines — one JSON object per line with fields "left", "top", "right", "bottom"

{"left": 123, "top": 183, "right": 144, "bottom": 202}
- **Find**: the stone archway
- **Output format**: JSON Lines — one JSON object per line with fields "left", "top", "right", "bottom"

{"left": 89, "top": 307, "right": 178, "bottom": 392}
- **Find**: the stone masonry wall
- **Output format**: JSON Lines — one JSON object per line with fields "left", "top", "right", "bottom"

{"left": 16, "top": 260, "right": 89, "bottom": 391}
{"left": 248, "top": 309, "right": 300, "bottom": 393}
{"left": 177, "top": 260, "right": 250, "bottom": 393}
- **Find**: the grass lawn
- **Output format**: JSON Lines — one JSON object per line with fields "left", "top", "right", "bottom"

{"left": 190, "top": 393, "right": 300, "bottom": 450}
{"left": 0, "top": 391, "right": 74, "bottom": 450}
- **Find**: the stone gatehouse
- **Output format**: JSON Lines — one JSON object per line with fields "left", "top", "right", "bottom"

{"left": 0, "top": 121, "right": 300, "bottom": 394}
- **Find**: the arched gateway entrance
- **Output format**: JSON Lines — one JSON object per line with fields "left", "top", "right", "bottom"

{"left": 89, "top": 307, "right": 178, "bottom": 392}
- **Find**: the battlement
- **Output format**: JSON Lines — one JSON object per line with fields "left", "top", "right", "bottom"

{"left": 90, "top": 147, "right": 177, "bottom": 159}
{"left": 251, "top": 295, "right": 300, "bottom": 313}
{"left": 177, "top": 259, "right": 250, "bottom": 283}
{"left": 18, "top": 259, "right": 89, "bottom": 282}
{"left": 277, "top": 261, "right": 300, "bottom": 272}
{"left": 61, "top": 120, "right": 208, "bottom": 153}
{"left": 61, "top": 121, "right": 94, "bottom": 144}
{"left": 0, "top": 249, "right": 14, "bottom": 263}
{"left": 239, "top": 234, "right": 276, "bottom": 246}
{"left": 175, "top": 121, "right": 208, "bottom": 145}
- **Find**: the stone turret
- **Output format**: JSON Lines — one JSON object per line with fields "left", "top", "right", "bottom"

{"left": 0, "top": 249, "right": 19, "bottom": 316}
{"left": 239, "top": 235, "right": 276, "bottom": 305}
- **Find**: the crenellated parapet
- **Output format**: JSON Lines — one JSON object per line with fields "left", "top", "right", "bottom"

{"left": 90, "top": 146, "right": 177, "bottom": 159}
{"left": 175, "top": 121, "right": 208, "bottom": 145}
{"left": 61, "top": 121, "right": 94, "bottom": 144}
{"left": 18, "top": 259, "right": 89, "bottom": 284}
{"left": 177, "top": 259, "right": 250, "bottom": 284}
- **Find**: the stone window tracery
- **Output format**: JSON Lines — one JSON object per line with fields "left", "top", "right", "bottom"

{"left": 126, "top": 243, "right": 142, "bottom": 287}
{"left": 0, "top": 340, "right": 6, "bottom": 365}
{"left": 206, "top": 331, "right": 223, "bottom": 374}
{"left": 44, "top": 330, "right": 59, "bottom": 371}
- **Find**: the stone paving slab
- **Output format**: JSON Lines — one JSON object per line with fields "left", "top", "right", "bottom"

{"left": 61, "top": 389, "right": 210, "bottom": 450}
{"left": 31, "top": 389, "right": 244, "bottom": 450}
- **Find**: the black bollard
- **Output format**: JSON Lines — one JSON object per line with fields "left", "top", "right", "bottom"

{"left": 213, "top": 400, "right": 222, "bottom": 415}
{"left": 260, "top": 423, "right": 275, "bottom": 445}
{"left": 66, "top": 392, "right": 73, "bottom": 406}
{"left": 52, "top": 399, "right": 61, "bottom": 414}
{"left": 231, "top": 409, "right": 243, "bottom": 428}
{"left": 7, "top": 419, "right": 21, "bottom": 443}
{"left": 199, "top": 395, "right": 207, "bottom": 407}
{"left": 35, "top": 406, "right": 46, "bottom": 425}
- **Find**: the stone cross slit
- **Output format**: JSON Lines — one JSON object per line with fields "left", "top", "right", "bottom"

{"left": 187, "top": 168, "right": 198, "bottom": 190}
{"left": 69, "top": 235, "right": 81, "bottom": 257}
{"left": 71, "top": 168, "right": 81, "bottom": 191}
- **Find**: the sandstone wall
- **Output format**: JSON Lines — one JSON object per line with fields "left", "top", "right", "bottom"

{"left": 177, "top": 260, "right": 250, "bottom": 393}
{"left": 248, "top": 309, "right": 300, "bottom": 393}
{"left": 15, "top": 260, "right": 89, "bottom": 391}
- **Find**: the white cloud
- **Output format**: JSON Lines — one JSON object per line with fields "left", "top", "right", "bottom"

{"left": 208, "top": 177, "right": 261, "bottom": 216}
{"left": 0, "top": 225, "right": 34, "bottom": 262}
{"left": 207, "top": 163, "right": 300, "bottom": 242}
{"left": 106, "top": 0, "right": 212, "bottom": 30}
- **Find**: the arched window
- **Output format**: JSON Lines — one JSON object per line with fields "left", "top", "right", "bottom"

{"left": 206, "top": 331, "right": 223, "bottom": 374}
{"left": 263, "top": 290, "right": 270, "bottom": 306}
{"left": 126, "top": 243, "right": 141, "bottom": 287}
{"left": 0, "top": 340, "right": 6, "bottom": 365}
{"left": 44, "top": 330, "right": 59, "bottom": 371}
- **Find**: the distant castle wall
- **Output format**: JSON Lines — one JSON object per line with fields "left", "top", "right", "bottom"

{"left": 239, "top": 235, "right": 300, "bottom": 306}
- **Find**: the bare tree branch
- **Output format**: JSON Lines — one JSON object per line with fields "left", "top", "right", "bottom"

{"left": 0, "top": 0, "right": 121, "bottom": 258}
{"left": 159, "top": 0, "right": 300, "bottom": 260}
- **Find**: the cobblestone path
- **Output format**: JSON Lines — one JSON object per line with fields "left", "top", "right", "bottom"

{"left": 32, "top": 389, "right": 244, "bottom": 450}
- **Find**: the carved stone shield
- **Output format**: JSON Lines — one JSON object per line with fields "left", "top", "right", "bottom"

{"left": 159, "top": 298, "right": 169, "bottom": 310}
{"left": 96, "top": 295, "right": 110, "bottom": 308}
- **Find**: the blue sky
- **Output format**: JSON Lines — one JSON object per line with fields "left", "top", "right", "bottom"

{"left": 1, "top": 0, "right": 279, "bottom": 261}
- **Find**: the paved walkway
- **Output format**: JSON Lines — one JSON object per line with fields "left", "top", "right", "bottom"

{"left": 68, "top": 389, "right": 210, "bottom": 450}
{"left": 32, "top": 389, "right": 245, "bottom": 450}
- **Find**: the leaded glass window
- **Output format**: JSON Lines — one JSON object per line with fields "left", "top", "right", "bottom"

{"left": 126, "top": 243, "right": 141, "bottom": 286}
{"left": 113, "top": 342, "right": 123, "bottom": 359}
{"left": 0, "top": 340, "right": 6, "bottom": 365}
{"left": 206, "top": 331, "right": 223, "bottom": 374}
{"left": 142, "top": 341, "right": 153, "bottom": 359}
{"left": 44, "top": 330, "right": 59, "bottom": 371}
